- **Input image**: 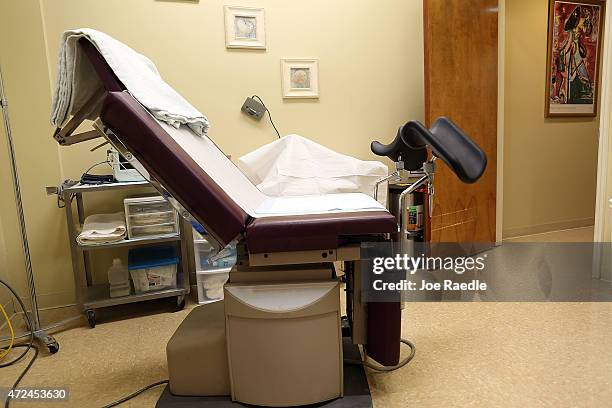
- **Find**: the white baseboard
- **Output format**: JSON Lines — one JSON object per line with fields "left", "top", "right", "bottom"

{"left": 503, "top": 218, "right": 595, "bottom": 239}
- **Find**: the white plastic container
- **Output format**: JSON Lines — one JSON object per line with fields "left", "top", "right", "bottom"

{"left": 192, "top": 228, "right": 237, "bottom": 270}
{"left": 194, "top": 239, "right": 216, "bottom": 271}
{"left": 191, "top": 227, "right": 236, "bottom": 304}
{"left": 108, "top": 258, "right": 130, "bottom": 298}
{"left": 196, "top": 267, "right": 231, "bottom": 304}
{"left": 123, "top": 196, "right": 179, "bottom": 239}
{"left": 130, "top": 264, "right": 178, "bottom": 293}
{"left": 128, "top": 246, "right": 179, "bottom": 293}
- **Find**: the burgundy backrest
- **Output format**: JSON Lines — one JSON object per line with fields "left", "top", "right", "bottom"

{"left": 80, "top": 39, "right": 249, "bottom": 245}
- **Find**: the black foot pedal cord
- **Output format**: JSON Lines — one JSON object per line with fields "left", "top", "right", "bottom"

{"left": 0, "top": 277, "right": 166, "bottom": 408}
{"left": 345, "top": 338, "right": 416, "bottom": 372}
{"left": 4, "top": 274, "right": 413, "bottom": 406}
{"left": 100, "top": 380, "right": 169, "bottom": 408}
{"left": 0, "top": 279, "right": 38, "bottom": 408}
{"left": 103, "top": 338, "right": 416, "bottom": 406}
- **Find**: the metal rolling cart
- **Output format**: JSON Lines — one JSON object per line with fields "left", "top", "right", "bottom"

{"left": 52, "top": 180, "right": 190, "bottom": 328}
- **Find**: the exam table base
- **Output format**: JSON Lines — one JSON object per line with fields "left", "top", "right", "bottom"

{"left": 156, "top": 338, "right": 372, "bottom": 408}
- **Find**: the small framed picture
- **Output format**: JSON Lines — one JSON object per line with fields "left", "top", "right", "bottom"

{"left": 281, "top": 59, "right": 319, "bottom": 99}
{"left": 224, "top": 6, "right": 266, "bottom": 49}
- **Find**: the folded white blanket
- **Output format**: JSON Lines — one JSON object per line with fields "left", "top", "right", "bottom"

{"left": 77, "top": 212, "right": 127, "bottom": 246}
{"left": 51, "top": 28, "right": 209, "bottom": 136}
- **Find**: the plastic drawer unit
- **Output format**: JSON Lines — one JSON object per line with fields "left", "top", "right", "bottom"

{"left": 124, "top": 196, "right": 179, "bottom": 239}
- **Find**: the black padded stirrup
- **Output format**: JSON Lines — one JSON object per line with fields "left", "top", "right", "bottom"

{"left": 371, "top": 117, "right": 487, "bottom": 184}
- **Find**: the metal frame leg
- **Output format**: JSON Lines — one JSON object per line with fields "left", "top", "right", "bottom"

{"left": 76, "top": 193, "right": 94, "bottom": 286}
{"left": 62, "top": 188, "right": 87, "bottom": 310}
{"left": 1, "top": 67, "right": 59, "bottom": 353}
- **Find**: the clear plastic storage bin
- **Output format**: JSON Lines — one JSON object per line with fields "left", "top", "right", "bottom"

{"left": 194, "top": 243, "right": 238, "bottom": 270}
{"left": 128, "top": 246, "right": 179, "bottom": 293}
{"left": 194, "top": 239, "right": 216, "bottom": 271}
{"left": 196, "top": 268, "right": 231, "bottom": 304}
{"left": 124, "top": 196, "right": 179, "bottom": 239}
{"left": 193, "top": 230, "right": 237, "bottom": 271}
{"left": 192, "top": 227, "right": 236, "bottom": 304}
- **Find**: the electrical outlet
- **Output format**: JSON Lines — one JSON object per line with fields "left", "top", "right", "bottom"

{"left": 241, "top": 97, "right": 266, "bottom": 120}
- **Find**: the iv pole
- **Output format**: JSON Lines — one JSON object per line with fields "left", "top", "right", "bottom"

{"left": 0, "top": 66, "right": 59, "bottom": 354}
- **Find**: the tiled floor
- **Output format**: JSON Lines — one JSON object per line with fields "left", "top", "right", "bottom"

{"left": 2, "top": 227, "right": 611, "bottom": 407}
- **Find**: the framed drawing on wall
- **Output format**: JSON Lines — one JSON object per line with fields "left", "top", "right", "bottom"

{"left": 546, "top": 0, "right": 605, "bottom": 117}
{"left": 281, "top": 59, "right": 319, "bottom": 99}
{"left": 224, "top": 6, "right": 266, "bottom": 49}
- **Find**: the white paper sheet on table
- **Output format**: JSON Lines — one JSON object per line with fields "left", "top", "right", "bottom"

{"left": 255, "top": 193, "right": 385, "bottom": 216}
{"left": 157, "top": 121, "right": 390, "bottom": 218}
{"left": 238, "top": 135, "right": 389, "bottom": 207}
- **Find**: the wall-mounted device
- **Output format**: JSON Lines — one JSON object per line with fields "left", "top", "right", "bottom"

{"left": 241, "top": 97, "right": 266, "bottom": 120}
{"left": 108, "top": 148, "right": 146, "bottom": 182}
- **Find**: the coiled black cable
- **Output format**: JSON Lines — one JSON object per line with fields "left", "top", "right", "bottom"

{"left": 0, "top": 279, "right": 38, "bottom": 408}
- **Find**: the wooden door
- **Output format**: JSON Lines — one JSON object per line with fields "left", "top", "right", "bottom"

{"left": 424, "top": 0, "right": 498, "bottom": 245}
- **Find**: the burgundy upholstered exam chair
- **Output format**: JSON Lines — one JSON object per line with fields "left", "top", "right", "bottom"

{"left": 52, "top": 37, "right": 486, "bottom": 408}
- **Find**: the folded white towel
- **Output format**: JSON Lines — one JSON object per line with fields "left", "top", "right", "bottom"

{"left": 77, "top": 212, "right": 127, "bottom": 246}
{"left": 51, "top": 28, "right": 209, "bottom": 136}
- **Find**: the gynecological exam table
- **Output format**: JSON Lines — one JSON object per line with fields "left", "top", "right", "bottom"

{"left": 50, "top": 32, "right": 486, "bottom": 407}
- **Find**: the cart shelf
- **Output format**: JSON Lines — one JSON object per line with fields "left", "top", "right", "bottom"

{"left": 78, "top": 233, "right": 181, "bottom": 250}
{"left": 84, "top": 283, "right": 186, "bottom": 309}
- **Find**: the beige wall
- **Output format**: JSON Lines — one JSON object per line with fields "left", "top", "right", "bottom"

{"left": 0, "top": 0, "right": 425, "bottom": 310}
{"left": 41, "top": 0, "right": 425, "bottom": 169}
{"left": 503, "top": 0, "right": 599, "bottom": 238}
{"left": 0, "top": 0, "right": 73, "bottom": 315}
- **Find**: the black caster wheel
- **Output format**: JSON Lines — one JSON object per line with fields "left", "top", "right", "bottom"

{"left": 37, "top": 333, "right": 60, "bottom": 354}
{"left": 173, "top": 296, "right": 186, "bottom": 312}
{"left": 86, "top": 309, "right": 96, "bottom": 328}
{"left": 47, "top": 341, "right": 60, "bottom": 354}
{"left": 340, "top": 316, "right": 351, "bottom": 338}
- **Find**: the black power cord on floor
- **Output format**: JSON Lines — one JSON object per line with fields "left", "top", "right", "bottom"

{"left": 344, "top": 338, "right": 416, "bottom": 372}
{"left": 100, "top": 380, "right": 169, "bottom": 408}
{"left": 101, "top": 339, "right": 415, "bottom": 407}
{"left": 4, "top": 345, "right": 39, "bottom": 408}
{"left": 1, "top": 272, "right": 414, "bottom": 406}
{"left": 0, "top": 279, "right": 38, "bottom": 408}
{"left": 0, "top": 277, "right": 167, "bottom": 408}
